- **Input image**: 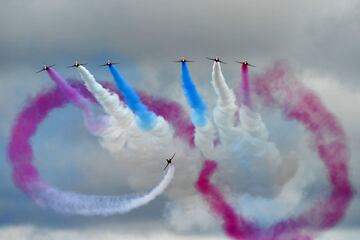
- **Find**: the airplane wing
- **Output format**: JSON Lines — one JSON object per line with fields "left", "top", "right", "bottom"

{"left": 235, "top": 61, "right": 244, "bottom": 64}
{"left": 206, "top": 57, "right": 215, "bottom": 61}
{"left": 170, "top": 152, "right": 176, "bottom": 160}
{"left": 36, "top": 69, "right": 44, "bottom": 73}
{"left": 248, "top": 63, "right": 256, "bottom": 67}
{"left": 219, "top": 60, "right": 227, "bottom": 64}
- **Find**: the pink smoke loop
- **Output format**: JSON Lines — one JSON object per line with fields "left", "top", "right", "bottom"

{"left": 196, "top": 63, "right": 353, "bottom": 240}
{"left": 7, "top": 81, "right": 194, "bottom": 202}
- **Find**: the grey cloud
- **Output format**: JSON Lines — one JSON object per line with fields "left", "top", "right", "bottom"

{"left": 0, "top": 0, "right": 359, "bottom": 87}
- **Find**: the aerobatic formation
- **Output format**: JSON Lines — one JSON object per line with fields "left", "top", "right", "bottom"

{"left": 7, "top": 57, "right": 353, "bottom": 239}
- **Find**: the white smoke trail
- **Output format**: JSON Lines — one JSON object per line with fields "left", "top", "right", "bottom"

{"left": 211, "top": 62, "right": 242, "bottom": 148}
{"left": 77, "top": 66, "right": 136, "bottom": 152}
{"left": 212, "top": 62, "right": 238, "bottom": 130}
{"left": 30, "top": 165, "right": 175, "bottom": 216}
{"left": 77, "top": 66, "right": 134, "bottom": 121}
{"left": 194, "top": 62, "right": 235, "bottom": 155}
{"left": 194, "top": 62, "right": 274, "bottom": 159}
{"left": 211, "top": 62, "right": 238, "bottom": 116}
{"left": 211, "top": 62, "right": 270, "bottom": 141}
{"left": 77, "top": 66, "right": 174, "bottom": 154}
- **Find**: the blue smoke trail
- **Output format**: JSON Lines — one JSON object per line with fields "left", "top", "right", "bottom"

{"left": 108, "top": 64, "right": 156, "bottom": 130}
{"left": 181, "top": 62, "right": 208, "bottom": 127}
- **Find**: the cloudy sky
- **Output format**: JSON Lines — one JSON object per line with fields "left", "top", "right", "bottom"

{"left": 0, "top": 0, "right": 359, "bottom": 239}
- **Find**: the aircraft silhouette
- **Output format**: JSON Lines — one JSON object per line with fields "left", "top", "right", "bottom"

{"left": 67, "top": 60, "right": 87, "bottom": 68}
{"left": 206, "top": 57, "right": 227, "bottom": 64}
{"left": 100, "top": 59, "right": 119, "bottom": 67}
{"left": 173, "top": 56, "right": 194, "bottom": 63}
{"left": 235, "top": 60, "right": 256, "bottom": 67}
{"left": 36, "top": 64, "right": 55, "bottom": 73}
{"left": 163, "top": 153, "right": 176, "bottom": 170}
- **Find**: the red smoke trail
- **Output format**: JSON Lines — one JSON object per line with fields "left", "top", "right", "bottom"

{"left": 196, "top": 63, "right": 353, "bottom": 239}
{"left": 240, "top": 64, "right": 251, "bottom": 108}
{"left": 196, "top": 160, "right": 258, "bottom": 239}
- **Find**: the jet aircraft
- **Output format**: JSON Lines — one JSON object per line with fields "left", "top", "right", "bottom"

{"left": 173, "top": 57, "right": 194, "bottom": 63}
{"left": 163, "top": 153, "right": 176, "bottom": 170}
{"left": 100, "top": 59, "right": 119, "bottom": 66}
{"left": 235, "top": 60, "right": 256, "bottom": 67}
{"left": 206, "top": 57, "right": 227, "bottom": 64}
{"left": 36, "top": 64, "right": 55, "bottom": 73}
{"left": 67, "top": 61, "right": 87, "bottom": 68}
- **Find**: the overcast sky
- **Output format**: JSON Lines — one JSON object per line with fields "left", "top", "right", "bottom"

{"left": 0, "top": 0, "right": 359, "bottom": 239}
